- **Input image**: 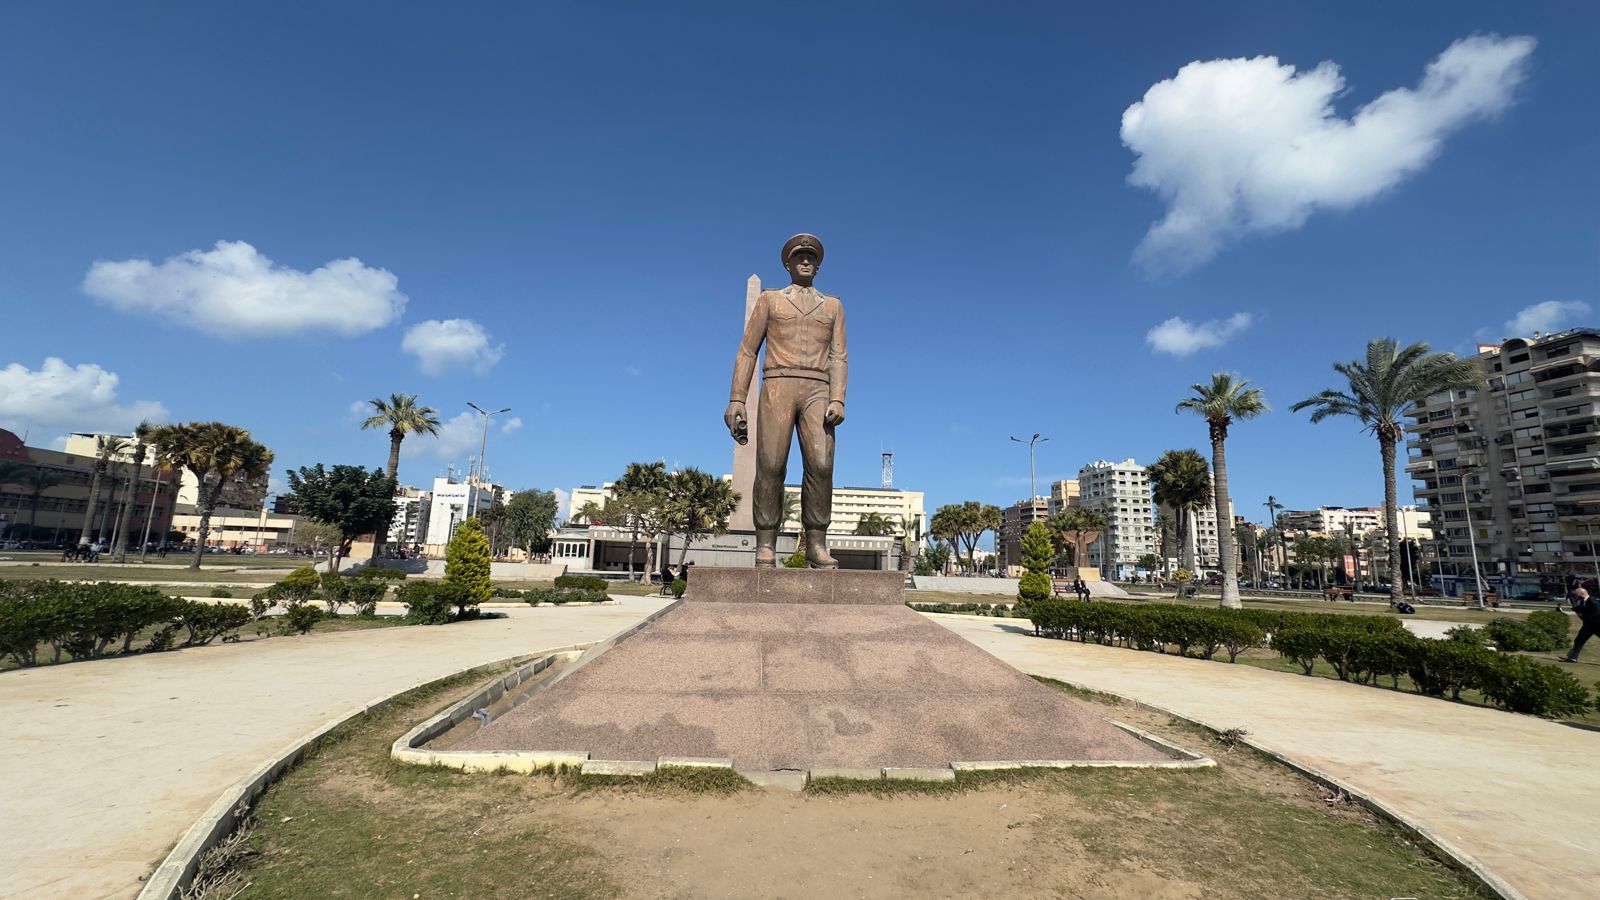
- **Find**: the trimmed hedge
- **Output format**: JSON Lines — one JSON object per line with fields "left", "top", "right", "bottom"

{"left": 908, "top": 602, "right": 1022, "bottom": 618}
{"left": 554, "top": 574, "right": 608, "bottom": 592}
{"left": 1025, "top": 599, "right": 1593, "bottom": 719}
{"left": 0, "top": 580, "right": 251, "bottom": 667}
{"left": 395, "top": 581, "right": 475, "bottom": 625}
{"left": 522, "top": 586, "right": 609, "bottom": 605}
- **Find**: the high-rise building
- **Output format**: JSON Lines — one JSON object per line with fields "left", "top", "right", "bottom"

{"left": 1158, "top": 499, "right": 1238, "bottom": 571}
{"left": 997, "top": 497, "right": 1051, "bottom": 569}
{"left": 1281, "top": 505, "right": 1431, "bottom": 539}
{"left": 1078, "top": 458, "right": 1156, "bottom": 577}
{"left": 424, "top": 475, "right": 502, "bottom": 553}
{"left": 1406, "top": 327, "right": 1600, "bottom": 592}
{"left": 389, "top": 486, "right": 432, "bottom": 547}
{"left": 1048, "top": 479, "right": 1080, "bottom": 515}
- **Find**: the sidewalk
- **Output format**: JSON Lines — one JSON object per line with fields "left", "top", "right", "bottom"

{"left": 0, "top": 597, "right": 669, "bottom": 900}
{"left": 931, "top": 615, "right": 1598, "bottom": 900}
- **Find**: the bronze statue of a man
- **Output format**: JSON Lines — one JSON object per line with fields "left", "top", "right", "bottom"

{"left": 725, "top": 233, "right": 847, "bottom": 568}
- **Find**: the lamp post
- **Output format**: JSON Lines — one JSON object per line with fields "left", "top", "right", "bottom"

{"left": 1458, "top": 465, "right": 1489, "bottom": 608}
{"left": 466, "top": 402, "right": 512, "bottom": 485}
{"left": 1009, "top": 433, "right": 1048, "bottom": 500}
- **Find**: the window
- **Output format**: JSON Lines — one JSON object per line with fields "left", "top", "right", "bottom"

{"left": 1508, "top": 353, "right": 1530, "bottom": 364}
{"left": 1543, "top": 345, "right": 1570, "bottom": 360}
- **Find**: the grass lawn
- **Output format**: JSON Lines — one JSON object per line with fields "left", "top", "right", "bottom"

{"left": 201, "top": 671, "right": 1491, "bottom": 899}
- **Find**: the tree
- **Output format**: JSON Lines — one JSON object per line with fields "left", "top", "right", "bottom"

{"left": 505, "top": 489, "right": 558, "bottom": 561}
{"left": 477, "top": 501, "right": 510, "bottom": 557}
{"left": 360, "top": 393, "right": 441, "bottom": 556}
{"left": 111, "top": 422, "right": 155, "bottom": 562}
{"left": 78, "top": 434, "right": 129, "bottom": 547}
{"left": 1263, "top": 495, "right": 1287, "bottom": 579}
{"left": 1017, "top": 521, "right": 1054, "bottom": 603}
{"left": 285, "top": 464, "right": 397, "bottom": 572}
{"left": 290, "top": 518, "right": 342, "bottom": 560}
{"left": 853, "top": 512, "right": 894, "bottom": 536}
{"left": 1136, "top": 553, "right": 1162, "bottom": 574}
{"left": 149, "top": 422, "right": 274, "bottom": 569}
{"left": 1148, "top": 449, "right": 1212, "bottom": 572}
{"left": 928, "top": 506, "right": 960, "bottom": 574}
{"left": 661, "top": 468, "right": 739, "bottom": 566}
{"left": 445, "top": 516, "right": 492, "bottom": 609}
{"left": 614, "top": 461, "right": 667, "bottom": 581}
{"left": 1292, "top": 338, "right": 1482, "bottom": 607}
{"left": 1048, "top": 506, "right": 1107, "bottom": 574}
{"left": 1177, "top": 373, "right": 1268, "bottom": 609}
{"left": 19, "top": 466, "right": 64, "bottom": 541}
{"left": 931, "top": 501, "right": 1000, "bottom": 571}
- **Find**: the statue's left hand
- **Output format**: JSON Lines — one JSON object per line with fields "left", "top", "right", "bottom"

{"left": 824, "top": 401, "right": 845, "bottom": 427}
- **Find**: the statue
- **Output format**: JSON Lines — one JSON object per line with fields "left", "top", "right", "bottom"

{"left": 725, "top": 234, "right": 847, "bottom": 568}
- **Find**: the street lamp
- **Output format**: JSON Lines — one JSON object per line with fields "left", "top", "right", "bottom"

{"left": 466, "top": 402, "right": 512, "bottom": 484}
{"left": 1009, "top": 433, "right": 1049, "bottom": 500}
{"left": 1458, "top": 465, "right": 1489, "bottom": 608}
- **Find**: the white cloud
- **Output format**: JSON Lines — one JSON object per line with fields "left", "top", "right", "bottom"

{"left": 1122, "top": 34, "right": 1535, "bottom": 274}
{"left": 1146, "top": 313, "right": 1254, "bottom": 356}
{"left": 552, "top": 488, "right": 571, "bottom": 522}
{"left": 500, "top": 417, "right": 523, "bottom": 435}
{"left": 0, "top": 357, "right": 169, "bottom": 436}
{"left": 1504, "top": 300, "right": 1590, "bottom": 338}
{"left": 401, "top": 319, "right": 504, "bottom": 376}
{"left": 83, "top": 240, "right": 407, "bottom": 338}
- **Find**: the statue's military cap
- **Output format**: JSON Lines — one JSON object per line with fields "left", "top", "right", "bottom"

{"left": 781, "top": 233, "right": 824, "bottom": 264}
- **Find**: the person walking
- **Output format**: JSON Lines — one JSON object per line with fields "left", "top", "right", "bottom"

{"left": 1560, "top": 586, "right": 1597, "bottom": 662}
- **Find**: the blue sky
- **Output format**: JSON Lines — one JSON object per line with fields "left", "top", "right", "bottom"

{"left": 1, "top": 1, "right": 1595, "bottom": 523}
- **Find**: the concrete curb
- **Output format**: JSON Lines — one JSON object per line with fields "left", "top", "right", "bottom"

{"left": 134, "top": 645, "right": 593, "bottom": 900}
{"left": 1032, "top": 676, "right": 1526, "bottom": 900}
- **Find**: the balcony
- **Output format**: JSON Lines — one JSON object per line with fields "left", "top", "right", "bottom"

{"left": 1405, "top": 458, "right": 1436, "bottom": 475}
{"left": 1548, "top": 457, "right": 1600, "bottom": 478}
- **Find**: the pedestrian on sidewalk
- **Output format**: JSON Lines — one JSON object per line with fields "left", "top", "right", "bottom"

{"left": 1561, "top": 586, "right": 1597, "bottom": 662}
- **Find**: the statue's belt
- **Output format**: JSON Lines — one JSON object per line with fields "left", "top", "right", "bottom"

{"left": 762, "top": 366, "right": 829, "bottom": 382}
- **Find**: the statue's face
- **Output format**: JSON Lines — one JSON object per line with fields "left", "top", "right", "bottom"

{"left": 785, "top": 250, "right": 818, "bottom": 285}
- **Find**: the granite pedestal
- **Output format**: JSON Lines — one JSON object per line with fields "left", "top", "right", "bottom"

{"left": 459, "top": 567, "right": 1169, "bottom": 770}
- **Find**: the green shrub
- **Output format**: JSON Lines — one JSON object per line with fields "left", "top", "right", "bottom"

{"left": 491, "top": 586, "right": 524, "bottom": 599}
{"left": 352, "top": 566, "right": 406, "bottom": 581}
{"left": 343, "top": 579, "right": 386, "bottom": 616}
{"left": 319, "top": 572, "right": 351, "bottom": 614}
{"left": 445, "top": 519, "right": 493, "bottom": 608}
{"left": 1479, "top": 654, "right": 1591, "bottom": 717}
{"left": 1406, "top": 639, "right": 1497, "bottom": 701}
{"left": 523, "top": 586, "right": 608, "bottom": 606}
{"left": 396, "top": 581, "right": 470, "bottom": 625}
{"left": 1017, "top": 572, "right": 1052, "bottom": 604}
{"left": 282, "top": 603, "right": 324, "bottom": 635}
{"left": 1484, "top": 617, "right": 1563, "bottom": 653}
{"left": 783, "top": 551, "right": 807, "bottom": 568}
{"left": 1445, "top": 624, "right": 1487, "bottom": 646}
{"left": 208, "top": 587, "right": 233, "bottom": 599}
{"left": 554, "top": 574, "right": 607, "bottom": 591}
{"left": 179, "top": 601, "right": 252, "bottom": 646}
{"left": 908, "top": 602, "right": 1019, "bottom": 618}
{"left": 670, "top": 579, "right": 687, "bottom": 599}
{"left": 1524, "top": 610, "right": 1571, "bottom": 649}
{"left": 274, "top": 565, "right": 323, "bottom": 607}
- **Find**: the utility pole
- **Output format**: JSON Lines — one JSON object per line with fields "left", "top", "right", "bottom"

{"left": 1459, "top": 464, "right": 1489, "bottom": 608}
{"left": 1009, "top": 433, "right": 1048, "bottom": 500}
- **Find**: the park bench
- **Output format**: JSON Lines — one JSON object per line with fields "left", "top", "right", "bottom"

{"left": 1321, "top": 586, "right": 1355, "bottom": 602}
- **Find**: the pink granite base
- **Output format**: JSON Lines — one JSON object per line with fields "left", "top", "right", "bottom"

{"left": 687, "top": 566, "right": 905, "bottom": 605}
{"left": 458, "top": 601, "right": 1168, "bottom": 769}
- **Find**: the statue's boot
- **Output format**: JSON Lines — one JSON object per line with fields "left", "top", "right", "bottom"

{"left": 754, "top": 529, "right": 778, "bottom": 567}
{"left": 804, "top": 530, "right": 838, "bottom": 569}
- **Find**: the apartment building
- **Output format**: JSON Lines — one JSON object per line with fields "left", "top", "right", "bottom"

{"left": 571, "top": 480, "right": 925, "bottom": 538}
{"left": 997, "top": 497, "right": 1051, "bottom": 569}
{"left": 1405, "top": 328, "right": 1600, "bottom": 590}
{"left": 389, "top": 486, "right": 432, "bottom": 548}
{"left": 1048, "top": 478, "right": 1080, "bottom": 514}
{"left": 1281, "top": 505, "right": 1431, "bottom": 539}
{"left": 1078, "top": 458, "right": 1157, "bottom": 577}
{"left": 1158, "top": 499, "right": 1235, "bottom": 571}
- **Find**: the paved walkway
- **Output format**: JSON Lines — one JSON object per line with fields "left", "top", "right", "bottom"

{"left": 0, "top": 597, "right": 670, "bottom": 900}
{"left": 931, "top": 615, "right": 1598, "bottom": 900}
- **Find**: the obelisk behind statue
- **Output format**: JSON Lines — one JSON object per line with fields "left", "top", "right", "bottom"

{"left": 725, "top": 234, "right": 847, "bottom": 568}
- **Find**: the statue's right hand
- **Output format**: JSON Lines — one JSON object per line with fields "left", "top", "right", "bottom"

{"left": 724, "top": 401, "right": 748, "bottom": 445}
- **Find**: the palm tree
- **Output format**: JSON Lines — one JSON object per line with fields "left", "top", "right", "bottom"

{"left": 1177, "top": 373, "right": 1268, "bottom": 608}
{"left": 1148, "top": 449, "right": 1212, "bottom": 572}
{"left": 854, "top": 512, "right": 894, "bottom": 536}
{"left": 1292, "top": 338, "right": 1482, "bottom": 607}
{"left": 149, "top": 422, "right": 275, "bottom": 569}
{"left": 614, "top": 461, "right": 667, "bottom": 581}
{"left": 662, "top": 468, "right": 740, "bottom": 566}
{"left": 1262, "top": 495, "right": 1286, "bottom": 582}
{"left": 0, "top": 461, "right": 27, "bottom": 540}
{"left": 362, "top": 394, "right": 441, "bottom": 555}
{"left": 111, "top": 421, "right": 155, "bottom": 562}
{"left": 78, "top": 435, "right": 130, "bottom": 547}
{"left": 21, "top": 466, "right": 64, "bottom": 542}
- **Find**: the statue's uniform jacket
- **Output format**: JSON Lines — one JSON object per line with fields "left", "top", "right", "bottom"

{"left": 729, "top": 284, "right": 848, "bottom": 533}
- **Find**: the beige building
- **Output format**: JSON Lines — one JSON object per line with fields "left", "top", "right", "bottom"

{"left": 1281, "top": 505, "right": 1431, "bottom": 540}
{"left": 997, "top": 497, "right": 1051, "bottom": 569}
{"left": 1079, "top": 459, "right": 1157, "bottom": 577}
{"left": 572, "top": 479, "right": 924, "bottom": 538}
{"left": 1406, "top": 327, "right": 1600, "bottom": 592}
{"left": 0, "top": 428, "right": 174, "bottom": 547}
{"left": 1047, "top": 478, "right": 1080, "bottom": 514}
{"left": 172, "top": 506, "right": 299, "bottom": 552}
